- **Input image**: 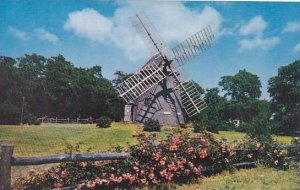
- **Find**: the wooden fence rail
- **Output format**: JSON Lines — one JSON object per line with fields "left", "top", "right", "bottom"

{"left": 0, "top": 145, "right": 128, "bottom": 190}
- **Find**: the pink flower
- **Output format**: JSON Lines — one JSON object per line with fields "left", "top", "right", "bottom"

{"left": 152, "top": 152, "right": 161, "bottom": 161}
{"left": 87, "top": 181, "right": 96, "bottom": 188}
{"left": 184, "top": 169, "right": 190, "bottom": 176}
{"left": 169, "top": 145, "right": 178, "bottom": 151}
{"left": 256, "top": 142, "right": 262, "bottom": 148}
{"left": 247, "top": 153, "right": 253, "bottom": 159}
{"left": 198, "top": 149, "right": 208, "bottom": 159}
{"left": 274, "top": 160, "right": 278, "bottom": 165}
{"left": 60, "top": 170, "right": 68, "bottom": 178}
{"left": 54, "top": 182, "right": 63, "bottom": 188}
{"left": 187, "top": 147, "right": 194, "bottom": 154}
{"left": 172, "top": 136, "right": 183, "bottom": 145}
{"left": 148, "top": 173, "right": 155, "bottom": 180}
{"left": 95, "top": 177, "right": 102, "bottom": 185}
{"left": 133, "top": 166, "right": 139, "bottom": 172}
{"left": 200, "top": 138, "right": 210, "bottom": 147}
{"left": 159, "top": 160, "right": 166, "bottom": 166}
{"left": 122, "top": 173, "right": 131, "bottom": 180}
{"left": 193, "top": 167, "right": 201, "bottom": 175}
{"left": 160, "top": 170, "right": 167, "bottom": 177}
{"left": 168, "top": 162, "right": 178, "bottom": 172}
{"left": 117, "top": 177, "right": 122, "bottom": 183}
{"left": 166, "top": 172, "right": 174, "bottom": 181}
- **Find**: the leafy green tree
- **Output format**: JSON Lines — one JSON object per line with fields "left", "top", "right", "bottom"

{"left": 193, "top": 88, "right": 229, "bottom": 133}
{"left": 0, "top": 56, "right": 21, "bottom": 124}
{"left": 268, "top": 60, "right": 300, "bottom": 134}
{"left": 219, "top": 69, "right": 261, "bottom": 102}
{"left": 18, "top": 54, "right": 48, "bottom": 116}
{"left": 219, "top": 69, "right": 263, "bottom": 124}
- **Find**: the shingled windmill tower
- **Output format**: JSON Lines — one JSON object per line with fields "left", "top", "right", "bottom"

{"left": 115, "top": 12, "right": 215, "bottom": 126}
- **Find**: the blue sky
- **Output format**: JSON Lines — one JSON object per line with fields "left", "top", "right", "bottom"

{"left": 1, "top": 1, "right": 300, "bottom": 99}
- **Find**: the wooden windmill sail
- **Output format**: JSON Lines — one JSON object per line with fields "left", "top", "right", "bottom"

{"left": 115, "top": 12, "right": 215, "bottom": 125}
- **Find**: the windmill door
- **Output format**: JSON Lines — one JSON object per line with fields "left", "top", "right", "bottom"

{"left": 124, "top": 105, "right": 133, "bottom": 122}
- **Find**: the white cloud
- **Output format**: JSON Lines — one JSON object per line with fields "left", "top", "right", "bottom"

{"left": 64, "top": 8, "right": 113, "bottom": 43}
{"left": 294, "top": 42, "right": 300, "bottom": 53}
{"left": 238, "top": 15, "right": 279, "bottom": 52}
{"left": 35, "top": 28, "right": 59, "bottom": 43}
{"left": 64, "top": 3, "right": 222, "bottom": 62}
{"left": 8, "top": 27, "right": 30, "bottom": 41}
{"left": 283, "top": 21, "right": 300, "bottom": 33}
{"left": 239, "top": 15, "right": 267, "bottom": 37}
{"left": 238, "top": 37, "right": 280, "bottom": 52}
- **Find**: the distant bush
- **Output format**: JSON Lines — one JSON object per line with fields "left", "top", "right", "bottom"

{"left": 218, "top": 122, "right": 234, "bottom": 131}
{"left": 287, "top": 137, "right": 300, "bottom": 158}
{"left": 143, "top": 119, "right": 160, "bottom": 132}
{"left": 26, "top": 114, "right": 41, "bottom": 125}
{"left": 96, "top": 116, "right": 112, "bottom": 128}
{"left": 246, "top": 113, "right": 272, "bottom": 142}
{"left": 193, "top": 120, "right": 205, "bottom": 133}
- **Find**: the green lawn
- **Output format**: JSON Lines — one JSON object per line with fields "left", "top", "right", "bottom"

{"left": 177, "top": 166, "right": 300, "bottom": 190}
{"left": 215, "top": 130, "right": 293, "bottom": 145}
{"left": 0, "top": 123, "right": 142, "bottom": 156}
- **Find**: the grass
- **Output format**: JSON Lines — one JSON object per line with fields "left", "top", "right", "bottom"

{"left": 177, "top": 166, "right": 300, "bottom": 190}
{"left": 0, "top": 122, "right": 142, "bottom": 156}
{"left": 215, "top": 130, "right": 293, "bottom": 145}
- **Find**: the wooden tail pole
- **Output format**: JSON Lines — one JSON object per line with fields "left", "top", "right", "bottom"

{"left": 0, "top": 145, "right": 14, "bottom": 190}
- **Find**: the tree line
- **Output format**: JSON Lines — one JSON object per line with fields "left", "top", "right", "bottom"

{"left": 0, "top": 54, "right": 124, "bottom": 124}
{"left": 0, "top": 54, "right": 299, "bottom": 135}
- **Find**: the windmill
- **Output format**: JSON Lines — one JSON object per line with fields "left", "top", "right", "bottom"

{"left": 115, "top": 12, "right": 215, "bottom": 126}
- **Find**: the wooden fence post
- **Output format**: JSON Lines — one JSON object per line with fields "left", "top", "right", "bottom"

{"left": 0, "top": 145, "right": 14, "bottom": 190}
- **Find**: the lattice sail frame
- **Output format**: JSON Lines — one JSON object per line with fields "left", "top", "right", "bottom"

{"left": 171, "top": 26, "right": 214, "bottom": 67}
{"left": 177, "top": 81, "right": 207, "bottom": 117}
{"left": 115, "top": 12, "right": 215, "bottom": 117}
{"left": 130, "top": 12, "right": 168, "bottom": 57}
{"left": 115, "top": 55, "right": 165, "bottom": 103}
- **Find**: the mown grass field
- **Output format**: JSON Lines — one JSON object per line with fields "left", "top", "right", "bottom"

{"left": 0, "top": 123, "right": 298, "bottom": 189}
{"left": 178, "top": 166, "right": 300, "bottom": 190}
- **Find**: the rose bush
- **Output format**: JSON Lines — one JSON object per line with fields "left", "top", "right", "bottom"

{"left": 13, "top": 131, "right": 289, "bottom": 190}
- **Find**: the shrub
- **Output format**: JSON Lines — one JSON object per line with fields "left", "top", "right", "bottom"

{"left": 96, "top": 116, "right": 112, "bottom": 128}
{"left": 287, "top": 137, "right": 300, "bottom": 158}
{"left": 25, "top": 114, "right": 41, "bottom": 125}
{"left": 193, "top": 120, "right": 206, "bottom": 133}
{"left": 13, "top": 131, "right": 290, "bottom": 189}
{"left": 246, "top": 113, "right": 272, "bottom": 142}
{"left": 218, "top": 122, "right": 234, "bottom": 131}
{"left": 143, "top": 119, "right": 160, "bottom": 132}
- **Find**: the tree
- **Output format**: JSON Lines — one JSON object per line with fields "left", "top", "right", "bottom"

{"left": 219, "top": 69, "right": 261, "bottom": 102}
{"left": 219, "top": 69, "right": 262, "bottom": 124}
{"left": 193, "top": 88, "right": 229, "bottom": 133}
{"left": 268, "top": 60, "right": 300, "bottom": 134}
{"left": 112, "top": 70, "right": 132, "bottom": 87}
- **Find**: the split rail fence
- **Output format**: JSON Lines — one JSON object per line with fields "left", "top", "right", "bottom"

{"left": 38, "top": 117, "right": 96, "bottom": 124}
{"left": 0, "top": 144, "right": 298, "bottom": 190}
